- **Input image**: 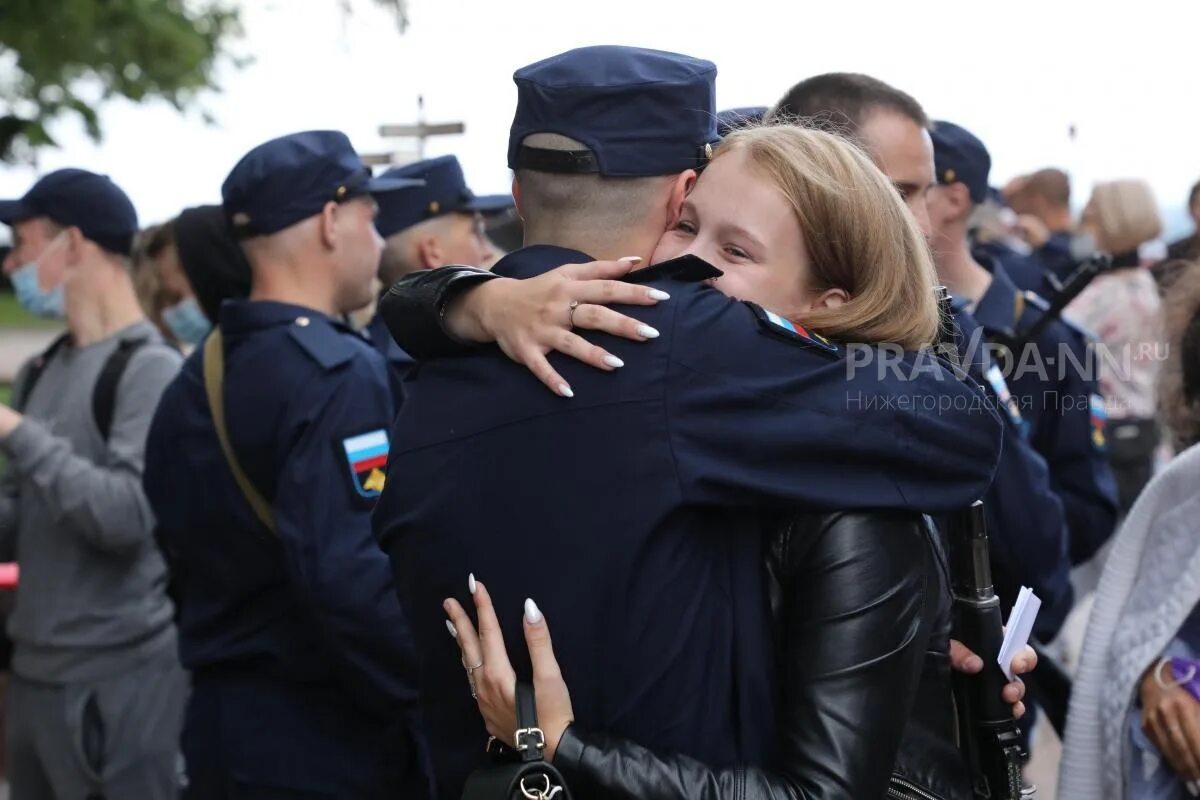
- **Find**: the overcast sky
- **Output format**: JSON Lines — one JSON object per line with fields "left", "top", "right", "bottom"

{"left": 2, "top": 0, "right": 1198, "bottom": 236}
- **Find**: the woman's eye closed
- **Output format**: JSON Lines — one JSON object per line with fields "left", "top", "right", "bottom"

{"left": 724, "top": 245, "right": 750, "bottom": 260}
{"left": 673, "top": 219, "right": 698, "bottom": 234}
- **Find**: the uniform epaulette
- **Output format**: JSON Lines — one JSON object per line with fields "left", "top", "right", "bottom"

{"left": 1019, "top": 290, "right": 1098, "bottom": 343}
{"left": 287, "top": 314, "right": 357, "bottom": 370}
{"left": 747, "top": 303, "right": 839, "bottom": 356}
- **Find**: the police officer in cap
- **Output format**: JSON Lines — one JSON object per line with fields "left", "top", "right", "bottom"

{"left": 927, "top": 120, "right": 1120, "bottom": 567}
{"left": 143, "top": 130, "right": 430, "bottom": 798}
{"left": 372, "top": 45, "right": 1005, "bottom": 797}
{"left": 367, "top": 154, "right": 510, "bottom": 407}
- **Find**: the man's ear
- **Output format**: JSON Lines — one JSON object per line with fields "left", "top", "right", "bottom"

{"left": 666, "top": 169, "right": 696, "bottom": 227}
{"left": 416, "top": 235, "right": 444, "bottom": 269}
{"left": 512, "top": 177, "right": 524, "bottom": 220}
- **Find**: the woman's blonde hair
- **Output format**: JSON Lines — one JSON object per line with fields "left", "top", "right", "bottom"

{"left": 717, "top": 125, "right": 939, "bottom": 349}
{"left": 1087, "top": 179, "right": 1163, "bottom": 255}
{"left": 1159, "top": 260, "right": 1200, "bottom": 448}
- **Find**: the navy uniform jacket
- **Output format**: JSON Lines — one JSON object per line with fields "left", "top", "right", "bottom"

{"left": 973, "top": 256, "right": 1120, "bottom": 564}
{"left": 980, "top": 233, "right": 1075, "bottom": 295}
{"left": 374, "top": 245, "right": 1003, "bottom": 797}
{"left": 951, "top": 300, "right": 1073, "bottom": 639}
{"left": 366, "top": 310, "right": 416, "bottom": 411}
{"left": 144, "top": 301, "right": 422, "bottom": 785}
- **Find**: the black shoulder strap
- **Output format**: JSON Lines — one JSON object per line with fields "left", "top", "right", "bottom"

{"left": 93, "top": 337, "right": 151, "bottom": 442}
{"left": 12, "top": 333, "right": 71, "bottom": 412}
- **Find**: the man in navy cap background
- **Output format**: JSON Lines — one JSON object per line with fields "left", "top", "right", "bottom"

{"left": 365, "top": 154, "right": 507, "bottom": 406}
{"left": 0, "top": 169, "right": 187, "bottom": 798}
{"left": 143, "top": 130, "right": 430, "bottom": 799}
{"left": 373, "top": 45, "right": 1007, "bottom": 797}
{"left": 926, "top": 120, "right": 1120, "bottom": 570}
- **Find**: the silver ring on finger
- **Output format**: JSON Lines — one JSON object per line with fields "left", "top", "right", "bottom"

{"left": 567, "top": 300, "right": 581, "bottom": 329}
{"left": 463, "top": 657, "right": 484, "bottom": 675}
{"left": 467, "top": 674, "right": 478, "bottom": 699}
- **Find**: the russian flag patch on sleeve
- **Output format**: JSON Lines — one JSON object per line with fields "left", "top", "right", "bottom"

{"left": 748, "top": 303, "right": 839, "bottom": 355}
{"left": 342, "top": 429, "right": 389, "bottom": 497}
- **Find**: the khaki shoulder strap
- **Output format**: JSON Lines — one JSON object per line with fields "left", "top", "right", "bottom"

{"left": 203, "top": 331, "right": 277, "bottom": 535}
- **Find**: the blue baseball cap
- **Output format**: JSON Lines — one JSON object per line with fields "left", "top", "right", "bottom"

{"left": 717, "top": 106, "right": 768, "bottom": 138}
{"left": 508, "top": 45, "right": 719, "bottom": 178}
{"left": 222, "top": 130, "right": 424, "bottom": 238}
{"left": 375, "top": 155, "right": 512, "bottom": 238}
{"left": 930, "top": 120, "right": 991, "bottom": 205}
{"left": 0, "top": 168, "right": 139, "bottom": 255}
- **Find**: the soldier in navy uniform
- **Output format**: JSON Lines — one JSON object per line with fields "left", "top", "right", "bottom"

{"left": 371, "top": 46, "right": 1012, "bottom": 798}
{"left": 143, "top": 131, "right": 430, "bottom": 799}
{"left": 927, "top": 120, "right": 1120, "bottom": 568}
{"left": 366, "top": 154, "right": 509, "bottom": 408}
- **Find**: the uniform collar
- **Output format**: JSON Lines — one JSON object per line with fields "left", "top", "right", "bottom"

{"left": 218, "top": 299, "right": 348, "bottom": 336}
{"left": 971, "top": 251, "right": 1022, "bottom": 336}
{"left": 492, "top": 245, "right": 594, "bottom": 279}
{"left": 492, "top": 245, "right": 724, "bottom": 284}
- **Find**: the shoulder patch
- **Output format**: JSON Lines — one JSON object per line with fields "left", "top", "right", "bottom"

{"left": 341, "top": 429, "right": 389, "bottom": 498}
{"left": 288, "top": 316, "right": 356, "bottom": 371}
{"left": 985, "top": 364, "right": 1026, "bottom": 434}
{"left": 748, "top": 303, "right": 838, "bottom": 355}
{"left": 1089, "top": 393, "right": 1107, "bottom": 451}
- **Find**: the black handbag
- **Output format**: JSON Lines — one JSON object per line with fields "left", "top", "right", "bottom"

{"left": 461, "top": 682, "right": 573, "bottom": 800}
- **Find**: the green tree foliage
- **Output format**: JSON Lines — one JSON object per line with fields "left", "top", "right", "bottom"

{"left": 0, "top": 0, "right": 243, "bottom": 161}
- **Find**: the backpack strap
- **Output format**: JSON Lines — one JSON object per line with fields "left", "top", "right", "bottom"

{"left": 11, "top": 333, "right": 71, "bottom": 412}
{"left": 202, "top": 330, "right": 277, "bottom": 535}
{"left": 92, "top": 337, "right": 151, "bottom": 442}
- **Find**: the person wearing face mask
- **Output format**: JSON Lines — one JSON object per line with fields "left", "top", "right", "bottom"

{"left": 142, "top": 131, "right": 431, "bottom": 799}
{"left": 134, "top": 206, "right": 254, "bottom": 350}
{"left": 0, "top": 168, "right": 187, "bottom": 800}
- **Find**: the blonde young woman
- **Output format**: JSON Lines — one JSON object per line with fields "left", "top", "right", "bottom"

{"left": 1066, "top": 179, "right": 1166, "bottom": 512}
{"left": 389, "top": 125, "right": 1032, "bottom": 800}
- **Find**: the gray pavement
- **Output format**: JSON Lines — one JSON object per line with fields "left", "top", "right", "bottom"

{"left": 0, "top": 329, "right": 60, "bottom": 383}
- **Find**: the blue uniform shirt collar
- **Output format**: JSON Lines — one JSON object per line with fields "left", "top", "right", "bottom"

{"left": 971, "top": 251, "right": 1022, "bottom": 335}
{"left": 218, "top": 298, "right": 351, "bottom": 336}
{"left": 492, "top": 244, "right": 595, "bottom": 279}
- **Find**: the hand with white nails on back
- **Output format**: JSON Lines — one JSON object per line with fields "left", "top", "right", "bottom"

{"left": 443, "top": 575, "right": 574, "bottom": 761}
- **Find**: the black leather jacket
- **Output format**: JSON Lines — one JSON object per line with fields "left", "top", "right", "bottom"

{"left": 552, "top": 511, "right": 973, "bottom": 800}
{"left": 377, "top": 268, "right": 973, "bottom": 799}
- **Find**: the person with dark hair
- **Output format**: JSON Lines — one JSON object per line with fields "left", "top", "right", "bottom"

{"left": 1166, "top": 179, "right": 1200, "bottom": 262}
{"left": 132, "top": 207, "right": 253, "bottom": 349}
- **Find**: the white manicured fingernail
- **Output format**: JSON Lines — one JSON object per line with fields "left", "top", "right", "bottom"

{"left": 618, "top": 256, "right": 642, "bottom": 263}
{"left": 603, "top": 355, "right": 624, "bottom": 368}
{"left": 446, "top": 620, "right": 458, "bottom": 638}
{"left": 647, "top": 289, "right": 671, "bottom": 301}
{"left": 524, "top": 598, "right": 543, "bottom": 624}
{"left": 637, "top": 325, "right": 660, "bottom": 339}
{"left": 558, "top": 383, "right": 574, "bottom": 398}
{"left": 468, "top": 573, "right": 477, "bottom": 594}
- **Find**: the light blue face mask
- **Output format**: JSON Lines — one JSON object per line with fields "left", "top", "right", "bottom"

{"left": 10, "top": 261, "right": 65, "bottom": 319}
{"left": 161, "top": 297, "right": 212, "bottom": 346}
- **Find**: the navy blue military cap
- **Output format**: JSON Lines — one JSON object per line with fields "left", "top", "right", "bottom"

{"left": 222, "top": 130, "right": 423, "bottom": 238}
{"left": 375, "top": 155, "right": 512, "bottom": 238}
{"left": 508, "top": 45, "right": 719, "bottom": 177}
{"left": 0, "top": 168, "right": 138, "bottom": 255}
{"left": 717, "top": 106, "right": 768, "bottom": 138}
{"left": 931, "top": 120, "right": 991, "bottom": 204}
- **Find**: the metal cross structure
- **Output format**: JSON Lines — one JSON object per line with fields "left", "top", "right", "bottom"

{"left": 364, "top": 95, "right": 465, "bottom": 168}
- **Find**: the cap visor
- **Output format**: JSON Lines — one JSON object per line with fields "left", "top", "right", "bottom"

{"left": 464, "top": 194, "right": 515, "bottom": 214}
{"left": 0, "top": 199, "right": 33, "bottom": 225}
{"left": 365, "top": 175, "right": 425, "bottom": 194}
